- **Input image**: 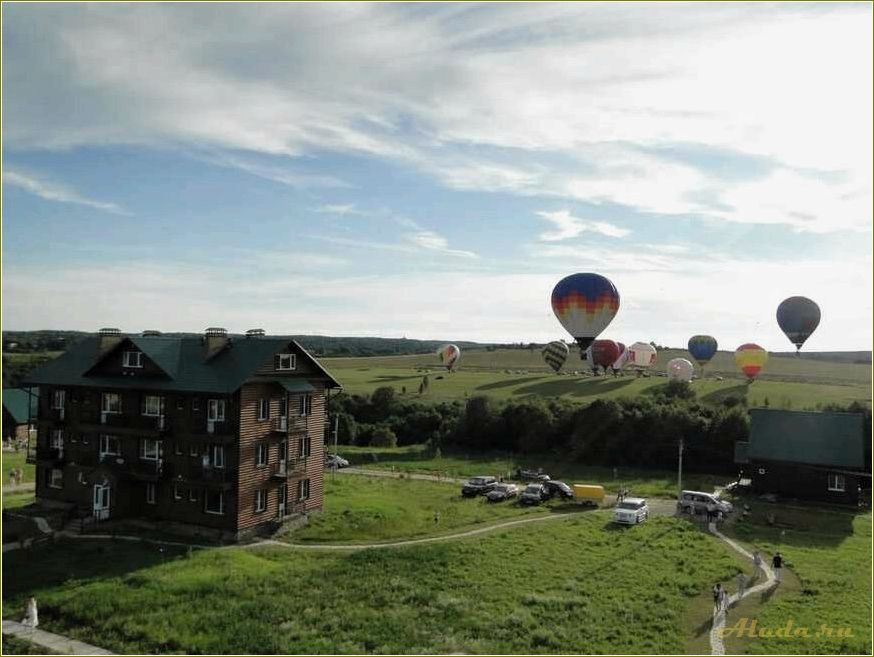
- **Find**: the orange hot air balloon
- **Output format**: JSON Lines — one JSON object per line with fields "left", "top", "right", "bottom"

{"left": 734, "top": 343, "right": 768, "bottom": 381}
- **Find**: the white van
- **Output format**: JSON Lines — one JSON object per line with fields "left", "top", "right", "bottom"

{"left": 678, "top": 490, "right": 733, "bottom": 515}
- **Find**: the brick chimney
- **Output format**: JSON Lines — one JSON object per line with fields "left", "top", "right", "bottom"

{"left": 203, "top": 327, "right": 229, "bottom": 359}
{"left": 97, "top": 328, "right": 123, "bottom": 356}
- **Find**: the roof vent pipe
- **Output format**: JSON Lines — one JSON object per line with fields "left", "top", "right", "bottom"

{"left": 245, "top": 329, "right": 266, "bottom": 338}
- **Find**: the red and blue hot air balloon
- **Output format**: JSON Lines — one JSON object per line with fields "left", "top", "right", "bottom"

{"left": 776, "top": 296, "right": 821, "bottom": 354}
{"left": 551, "top": 273, "right": 620, "bottom": 360}
{"left": 688, "top": 335, "right": 718, "bottom": 371}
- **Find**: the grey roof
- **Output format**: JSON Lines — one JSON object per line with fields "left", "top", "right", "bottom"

{"left": 23, "top": 336, "right": 341, "bottom": 394}
{"left": 748, "top": 408, "right": 866, "bottom": 468}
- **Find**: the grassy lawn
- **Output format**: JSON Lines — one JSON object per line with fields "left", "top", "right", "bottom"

{"left": 726, "top": 502, "right": 872, "bottom": 654}
{"left": 3, "top": 491, "right": 36, "bottom": 510}
{"left": 3, "top": 514, "right": 743, "bottom": 654}
{"left": 290, "top": 474, "right": 552, "bottom": 544}
{"left": 1, "top": 635, "right": 57, "bottom": 655}
{"left": 323, "top": 348, "right": 871, "bottom": 409}
{"left": 2, "top": 450, "right": 34, "bottom": 484}
{"left": 336, "top": 443, "right": 728, "bottom": 499}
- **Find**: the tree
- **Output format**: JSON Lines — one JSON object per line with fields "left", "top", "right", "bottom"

{"left": 370, "top": 425, "right": 398, "bottom": 448}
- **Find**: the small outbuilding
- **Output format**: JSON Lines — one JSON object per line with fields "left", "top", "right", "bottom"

{"left": 735, "top": 408, "right": 870, "bottom": 505}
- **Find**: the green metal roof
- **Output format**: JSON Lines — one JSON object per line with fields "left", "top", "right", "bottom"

{"left": 23, "top": 337, "right": 341, "bottom": 394}
{"left": 275, "top": 379, "right": 315, "bottom": 393}
{"left": 2, "top": 388, "right": 39, "bottom": 424}
{"left": 748, "top": 408, "right": 866, "bottom": 468}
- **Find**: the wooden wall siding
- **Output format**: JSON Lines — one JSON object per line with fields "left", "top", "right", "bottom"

{"left": 253, "top": 342, "right": 322, "bottom": 377}
{"left": 296, "top": 382, "right": 325, "bottom": 513}
{"left": 237, "top": 383, "right": 284, "bottom": 530}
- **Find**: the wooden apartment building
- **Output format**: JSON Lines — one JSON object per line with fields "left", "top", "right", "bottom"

{"left": 23, "top": 327, "right": 341, "bottom": 541}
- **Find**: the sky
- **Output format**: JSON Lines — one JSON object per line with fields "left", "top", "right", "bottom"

{"left": 2, "top": 2, "right": 872, "bottom": 351}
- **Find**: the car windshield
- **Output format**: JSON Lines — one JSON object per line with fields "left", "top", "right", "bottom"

{"left": 617, "top": 501, "right": 642, "bottom": 510}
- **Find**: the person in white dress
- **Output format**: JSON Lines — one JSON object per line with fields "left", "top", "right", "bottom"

{"left": 21, "top": 596, "right": 38, "bottom": 628}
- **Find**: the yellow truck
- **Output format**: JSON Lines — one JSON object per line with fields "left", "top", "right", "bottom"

{"left": 573, "top": 484, "right": 605, "bottom": 507}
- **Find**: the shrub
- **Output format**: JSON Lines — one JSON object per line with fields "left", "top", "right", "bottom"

{"left": 370, "top": 425, "right": 398, "bottom": 448}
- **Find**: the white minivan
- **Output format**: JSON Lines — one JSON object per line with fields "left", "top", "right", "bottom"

{"left": 613, "top": 497, "right": 649, "bottom": 524}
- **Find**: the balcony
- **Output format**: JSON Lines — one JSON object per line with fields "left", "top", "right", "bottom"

{"left": 124, "top": 459, "right": 168, "bottom": 481}
{"left": 102, "top": 413, "right": 168, "bottom": 432}
{"left": 26, "top": 446, "right": 64, "bottom": 464}
{"left": 178, "top": 463, "right": 235, "bottom": 485}
{"left": 270, "top": 459, "right": 307, "bottom": 480}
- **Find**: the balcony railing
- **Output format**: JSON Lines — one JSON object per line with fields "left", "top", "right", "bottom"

{"left": 271, "top": 416, "right": 288, "bottom": 433}
{"left": 271, "top": 459, "right": 307, "bottom": 479}
{"left": 101, "top": 413, "right": 168, "bottom": 432}
{"left": 125, "top": 459, "right": 168, "bottom": 480}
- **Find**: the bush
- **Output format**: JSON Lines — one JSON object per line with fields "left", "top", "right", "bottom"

{"left": 370, "top": 425, "right": 398, "bottom": 448}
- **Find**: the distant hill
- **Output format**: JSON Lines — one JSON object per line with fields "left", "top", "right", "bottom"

{"left": 770, "top": 351, "right": 871, "bottom": 364}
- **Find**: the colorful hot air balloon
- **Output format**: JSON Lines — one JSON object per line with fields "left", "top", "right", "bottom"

{"left": 591, "top": 340, "right": 621, "bottom": 370}
{"left": 735, "top": 343, "right": 768, "bottom": 381}
{"left": 542, "top": 341, "right": 569, "bottom": 373}
{"left": 551, "top": 273, "right": 620, "bottom": 360}
{"left": 627, "top": 342, "right": 658, "bottom": 372}
{"left": 611, "top": 342, "right": 628, "bottom": 373}
{"left": 776, "top": 296, "right": 821, "bottom": 353}
{"left": 667, "top": 358, "right": 694, "bottom": 382}
{"left": 688, "top": 335, "right": 718, "bottom": 367}
{"left": 437, "top": 344, "right": 461, "bottom": 371}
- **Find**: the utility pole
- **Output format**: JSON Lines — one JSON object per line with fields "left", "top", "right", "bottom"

{"left": 677, "top": 437, "right": 685, "bottom": 500}
{"left": 331, "top": 414, "right": 339, "bottom": 482}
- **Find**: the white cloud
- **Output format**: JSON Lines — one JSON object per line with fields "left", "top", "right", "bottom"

{"left": 199, "top": 152, "right": 350, "bottom": 189}
{"left": 406, "top": 230, "right": 478, "bottom": 259}
{"left": 536, "top": 210, "right": 630, "bottom": 241}
{"left": 313, "top": 204, "right": 365, "bottom": 216}
{"left": 4, "top": 170, "right": 130, "bottom": 215}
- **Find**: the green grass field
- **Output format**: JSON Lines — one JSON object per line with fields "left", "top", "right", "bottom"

{"left": 322, "top": 349, "right": 871, "bottom": 409}
{"left": 291, "top": 475, "right": 550, "bottom": 543}
{"left": 336, "top": 444, "right": 729, "bottom": 499}
{"left": 1, "top": 635, "right": 57, "bottom": 655}
{"left": 2, "top": 450, "right": 35, "bottom": 484}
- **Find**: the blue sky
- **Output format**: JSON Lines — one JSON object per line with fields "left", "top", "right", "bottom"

{"left": 2, "top": 2, "right": 872, "bottom": 350}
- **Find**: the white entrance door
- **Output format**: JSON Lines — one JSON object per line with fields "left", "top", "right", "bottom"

{"left": 93, "top": 484, "right": 111, "bottom": 520}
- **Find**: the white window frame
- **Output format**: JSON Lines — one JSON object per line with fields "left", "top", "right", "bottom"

{"left": 255, "top": 489, "right": 266, "bottom": 513}
{"left": 140, "top": 438, "right": 160, "bottom": 461}
{"left": 146, "top": 482, "right": 157, "bottom": 505}
{"left": 205, "top": 490, "right": 224, "bottom": 515}
{"left": 123, "top": 351, "right": 143, "bottom": 368}
{"left": 143, "top": 395, "right": 163, "bottom": 417}
{"left": 300, "top": 395, "right": 312, "bottom": 417}
{"left": 49, "top": 468, "right": 63, "bottom": 489}
{"left": 827, "top": 473, "right": 846, "bottom": 492}
{"left": 102, "top": 392, "right": 121, "bottom": 414}
{"left": 297, "top": 478, "right": 310, "bottom": 501}
{"left": 173, "top": 484, "right": 182, "bottom": 501}
{"left": 298, "top": 435, "right": 311, "bottom": 458}
{"left": 99, "top": 435, "right": 120, "bottom": 458}
{"left": 50, "top": 429, "right": 64, "bottom": 450}
{"left": 52, "top": 389, "right": 66, "bottom": 410}
{"left": 276, "top": 354, "right": 296, "bottom": 371}
{"left": 211, "top": 445, "right": 225, "bottom": 469}
{"left": 207, "top": 399, "right": 225, "bottom": 422}
{"left": 257, "top": 398, "right": 269, "bottom": 421}
{"left": 255, "top": 442, "right": 268, "bottom": 467}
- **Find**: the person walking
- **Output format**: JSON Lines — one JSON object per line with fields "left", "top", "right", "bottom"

{"left": 752, "top": 551, "right": 764, "bottom": 581}
{"left": 711, "top": 582, "right": 723, "bottom": 615}
{"left": 706, "top": 501, "right": 717, "bottom": 525}
{"left": 735, "top": 571, "right": 747, "bottom": 600}
{"left": 718, "top": 586, "right": 728, "bottom": 613}
{"left": 21, "top": 596, "right": 38, "bottom": 628}
{"left": 772, "top": 552, "right": 784, "bottom": 583}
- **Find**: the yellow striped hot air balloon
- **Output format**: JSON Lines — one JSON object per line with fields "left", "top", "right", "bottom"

{"left": 734, "top": 343, "right": 768, "bottom": 381}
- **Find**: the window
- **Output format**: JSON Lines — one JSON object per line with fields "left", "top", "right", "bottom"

{"left": 146, "top": 482, "right": 157, "bottom": 505}
{"left": 123, "top": 351, "right": 143, "bottom": 368}
{"left": 298, "top": 435, "right": 311, "bottom": 458}
{"left": 189, "top": 488, "right": 198, "bottom": 502}
{"left": 828, "top": 473, "right": 846, "bottom": 492}
{"left": 299, "top": 395, "right": 312, "bottom": 417}
{"left": 276, "top": 353, "right": 296, "bottom": 371}
{"left": 48, "top": 468, "right": 63, "bottom": 489}
{"left": 99, "top": 435, "right": 120, "bottom": 458}
{"left": 255, "top": 442, "right": 268, "bottom": 467}
{"left": 176, "top": 398, "right": 185, "bottom": 411}
{"left": 192, "top": 398, "right": 201, "bottom": 412}
{"left": 140, "top": 439, "right": 160, "bottom": 461}
{"left": 211, "top": 445, "right": 225, "bottom": 469}
{"left": 278, "top": 397, "right": 287, "bottom": 418}
{"left": 205, "top": 490, "right": 224, "bottom": 515}
{"left": 50, "top": 429, "right": 64, "bottom": 451}
{"left": 173, "top": 484, "right": 182, "bottom": 501}
{"left": 189, "top": 444, "right": 199, "bottom": 457}
{"left": 174, "top": 441, "right": 183, "bottom": 456}
{"left": 142, "top": 395, "right": 163, "bottom": 416}
{"left": 101, "top": 392, "right": 121, "bottom": 414}
{"left": 297, "top": 478, "right": 310, "bottom": 501}
{"left": 255, "top": 489, "right": 267, "bottom": 513}
{"left": 208, "top": 399, "right": 225, "bottom": 422}
{"left": 257, "top": 398, "right": 269, "bottom": 421}
{"left": 52, "top": 389, "right": 66, "bottom": 409}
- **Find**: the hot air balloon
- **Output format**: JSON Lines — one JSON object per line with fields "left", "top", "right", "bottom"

{"left": 735, "top": 343, "right": 768, "bottom": 381}
{"left": 667, "top": 358, "right": 694, "bottom": 382}
{"left": 777, "top": 296, "right": 821, "bottom": 354}
{"left": 688, "top": 335, "right": 718, "bottom": 371}
{"left": 551, "top": 273, "right": 620, "bottom": 360}
{"left": 627, "top": 342, "right": 657, "bottom": 376}
{"left": 591, "top": 340, "right": 621, "bottom": 371}
{"left": 542, "top": 341, "right": 569, "bottom": 373}
{"left": 611, "top": 342, "right": 628, "bottom": 375}
{"left": 437, "top": 344, "right": 461, "bottom": 371}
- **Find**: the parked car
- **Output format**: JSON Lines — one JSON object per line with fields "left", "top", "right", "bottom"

{"left": 543, "top": 480, "right": 573, "bottom": 500}
{"left": 461, "top": 476, "right": 499, "bottom": 497}
{"left": 677, "top": 490, "right": 733, "bottom": 515}
{"left": 613, "top": 497, "right": 649, "bottom": 524}
{"left": 486, "top": 483, "right": 519, "bottom": 503}
{"left": 516, "top": 468, "right": 551, "bottom": 482}
{"left": 325, "top": 454, "right": 350, "bottom": 469}
{"left": 519, "top": 483, "right": 548, "bottom": 505}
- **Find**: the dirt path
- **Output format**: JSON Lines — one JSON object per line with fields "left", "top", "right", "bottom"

{"left": 2, "top": 620, "right": 114, "bottom": 655}
{"left": 2, "top": 482, "right": 35, "bottom": 494}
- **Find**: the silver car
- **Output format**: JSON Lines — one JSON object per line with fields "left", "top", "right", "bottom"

{"left": 613, "top": 497, "right": 649, "bottom": 524}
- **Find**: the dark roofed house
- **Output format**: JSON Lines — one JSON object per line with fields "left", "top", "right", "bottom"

{"left": 23, "top": 327, "right": 341, "bottom": 541}
{"left": 2, "top": 387, "right": 39, "bottom": 446}
{"left": 735, "top": 408, "right": 870, "bottom": 505}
